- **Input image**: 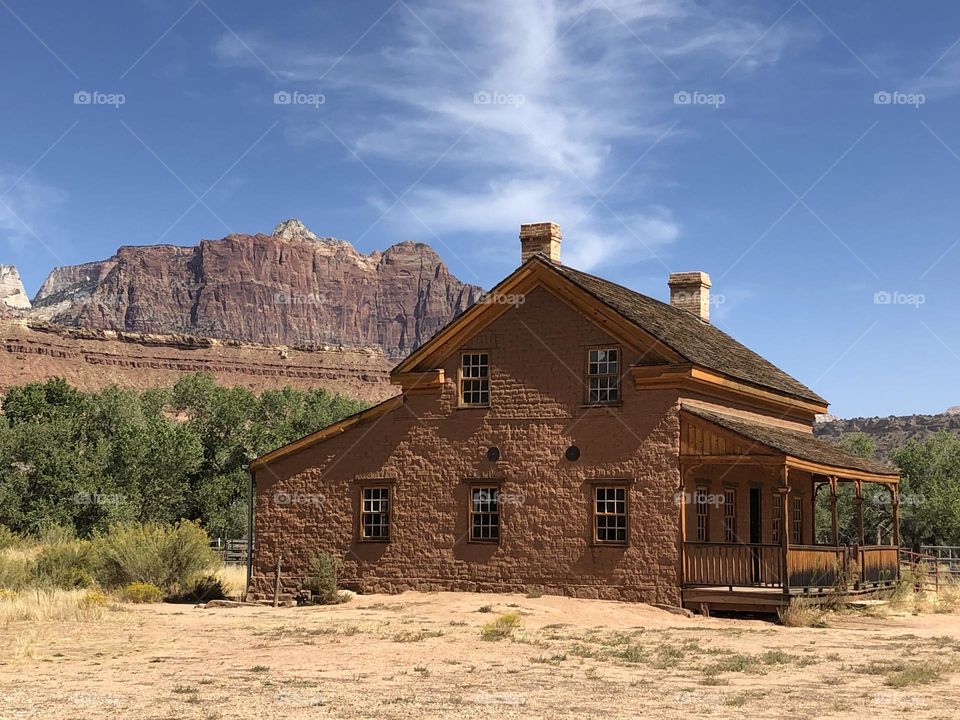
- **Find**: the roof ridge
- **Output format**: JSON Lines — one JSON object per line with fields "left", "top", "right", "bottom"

{"left": 546, "top": 261, "right": 826, "bottom": 405}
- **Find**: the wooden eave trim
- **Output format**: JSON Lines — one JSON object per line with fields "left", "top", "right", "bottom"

{"left": 680, "top": 454, "right": 786, "bottom": 465}
{"left": 689, "top": 367, "right": 827, "bottom": 414}
{"left": 784, "top": 456, "right": 899, "bottom": 484}
{"left": 391, "top": 369, "right": 445, "bottom": 393}
{"left": 392, "top": 259, "right": 683, "bottom": 376}
{"left": 635, "top": 364, "right": 827, "bottom": 418}
{"left": 249, "top": 395, "right": 404, "bottom": 472}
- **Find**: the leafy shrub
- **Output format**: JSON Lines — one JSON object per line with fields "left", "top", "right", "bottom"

{"left": 0, "top": 554, "right": 32, "bottom": 590}
{"left": 34, "top": 523, "right": 77, "bottom": 546}
{"left": 33, "top": 541, "right": 95, "bottom": 589}
{"left": 93, "top": 521, "right": 220, "bottom": 594}
{"left": 480, "top": 611, "right": 522, "bottom": 641}
{"left": 83, "top": 589, "right": 109, "bottom": 607}
{"left": 117, "top": 582, "right": 164, "bottom": 603}
{"left": 0, "top": 526, "right": 24, "bottom": 551}
{"left": 303, "top": 551, "right": 341, "bottom": 604}
{"left": 166, "top": 574, "right": 228, "bottom": 603}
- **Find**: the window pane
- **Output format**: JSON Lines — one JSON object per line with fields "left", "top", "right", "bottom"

{"left": 470, "top": 486, "right": 500, "bottom": 541}
{"left": 361, "top": 487, "right": 390, "bottom": 539}
{"left": 461, "top": 354, "right": 490, "bottom": 405}
{"left": 586, "top": 347, "right": 619, "bottom": 404}
{"left": 594, "top": 485, "right": 628, "bottom": 544}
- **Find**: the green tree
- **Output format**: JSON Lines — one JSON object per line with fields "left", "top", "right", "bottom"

{"left": 816, "top": 432, "right": 893, "bottom": 545}
{"left": 0, "top": 374, "right": 365, "bottom": 538}
{"left": 891, "top": 431, "right": 960, "bottom": 548}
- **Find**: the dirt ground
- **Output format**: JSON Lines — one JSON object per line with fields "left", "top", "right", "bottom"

{"left": 1, "top": 591, "right": 959, "bottom": 720}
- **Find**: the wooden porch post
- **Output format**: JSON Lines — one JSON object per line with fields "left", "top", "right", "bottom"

{"left": 891, "top": 485, "right": 900, "bottom": 547}
{"left": 678, "top": 462, "right": 703, "bottom": 595}
{"left": 678, "top": 464, "right": 689, "bottom": 590}
{"left": 854, "top": 480, "right": 865, "bottom": 546}
{"left": 829, "top": 475, "right": 839, "bottom": 547}
{"left": 779, "top": 465, "right": 791, "bottom": 601}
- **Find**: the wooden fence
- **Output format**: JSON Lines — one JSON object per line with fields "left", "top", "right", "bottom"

{"left": 210, "top": 538, "right": 249, "bottom": 565}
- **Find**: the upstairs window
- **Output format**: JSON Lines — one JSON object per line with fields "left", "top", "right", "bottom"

{"left": 469, "top": 486, "right": 500, "bottom": 542}
{"left": 460, "top": 353, "right": 490, "bottom": 406}
{"left": 360, "top": 486, "right": 390, "bottom": 541}
{"left": 594, "top": 485, "right": 628, "bottom": 544}
{"left": 587, "top": 347, "right": 619, "bottom": 404}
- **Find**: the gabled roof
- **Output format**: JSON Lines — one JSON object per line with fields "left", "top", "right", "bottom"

{"left": 682, "top": 405, "right": 898, "bottom": 478}
{"left": 396, "top": 256, "right": 825, "bottom": 406}
{"left": 551, "top": 264, "right": 825, "bottom": 405}
{"left": 249, "top": 395, "right": 403, "bottom": 472}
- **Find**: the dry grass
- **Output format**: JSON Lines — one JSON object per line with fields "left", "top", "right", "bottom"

{"left": 777, "top": 597, "right": 827, "bottom": 627}
{"left": 933, "top": 575, "right": 960, "bottom": 613}
{"left": 2, "top": 591, "right": 960, "bottom": 718}
{"left": 215, "top": 564, "right": 247, "bottom": 599}
{"left": 0, "top": 588, "right": 108, "bottom": 625}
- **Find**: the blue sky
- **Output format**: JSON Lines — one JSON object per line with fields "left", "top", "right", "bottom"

{"left": 1, "top": 1, "right": 958, "bottom": 418}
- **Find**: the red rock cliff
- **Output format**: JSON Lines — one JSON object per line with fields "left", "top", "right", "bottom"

{"left": 31, "top": 220, "right": 483, "bottom": 359}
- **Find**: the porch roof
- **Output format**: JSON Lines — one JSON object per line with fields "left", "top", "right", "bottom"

{"left": 680, "top": 405, "right": 899, "bottom": 480}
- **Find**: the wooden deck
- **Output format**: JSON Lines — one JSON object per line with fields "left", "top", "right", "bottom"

{"left": 681, "top": 542, "right": 899, "bottom": 613}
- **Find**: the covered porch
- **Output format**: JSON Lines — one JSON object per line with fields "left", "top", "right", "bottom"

{"left": 678, "top": 406, "right": 900, "bottom": 614}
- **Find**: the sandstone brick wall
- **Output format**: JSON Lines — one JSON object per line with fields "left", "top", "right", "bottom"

{"left": 252, "top": 286, "right": 683, "bottom": 605}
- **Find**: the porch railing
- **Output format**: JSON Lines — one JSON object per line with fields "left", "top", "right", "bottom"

{"left": 787, "top": 545, "right": 847, "bottom": 588}
{"left": 683, "top": 542, "right": 783, "bottom": 588}
{"left": 859, "top": 546, "right": 899, "bottom": 585}
{"left": 684, "top": 542, "right": 899, "bottom": 591}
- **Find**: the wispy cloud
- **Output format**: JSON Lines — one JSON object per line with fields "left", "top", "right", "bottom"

{"left": 0, "top": 172, "right": 65, "bottom": 255}
{"left": 214, "top": 0, "right": 802, "bottom": 273}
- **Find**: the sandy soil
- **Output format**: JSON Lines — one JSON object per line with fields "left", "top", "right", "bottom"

{"left": 1, "top": 591, "right": 959, "bottom": 719}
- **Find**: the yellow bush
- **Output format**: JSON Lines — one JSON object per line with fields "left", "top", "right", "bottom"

{"left": 480, "top": 611, "right": 522, "bottom": 641}
{"left": 117, "top": 582, "right": 163, "bottom": 604}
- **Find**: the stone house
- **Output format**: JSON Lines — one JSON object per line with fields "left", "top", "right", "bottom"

{"left": 249, "top": 222, "right": 899, "bottom": 612}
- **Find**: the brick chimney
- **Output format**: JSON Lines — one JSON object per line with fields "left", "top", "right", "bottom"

{"left": 520, "top": 222, "right": 562, "bottom": 264}
{"left": 668, "top": 271, "right": 712, "bottom": 322}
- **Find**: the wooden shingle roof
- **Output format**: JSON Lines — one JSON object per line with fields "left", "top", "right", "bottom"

{"left": 551, "top": 263, "right": 826, "bottom": 405}
{"left": 682, "top": 405, "right": 898, "bottom": 477}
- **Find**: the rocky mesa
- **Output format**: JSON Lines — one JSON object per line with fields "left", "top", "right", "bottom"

{"left": 28, "top": 219, "right": 483, "bottom": 359}
{"left": 0, "top": 219, "right": 483, "bottom": 399}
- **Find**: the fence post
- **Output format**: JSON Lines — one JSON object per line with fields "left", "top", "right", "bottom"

{"left": 272, "top": 553, "right": 282, "bottom": 608}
